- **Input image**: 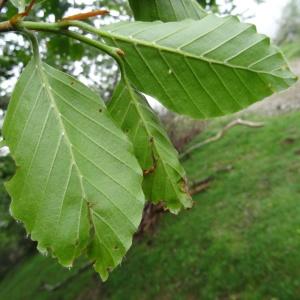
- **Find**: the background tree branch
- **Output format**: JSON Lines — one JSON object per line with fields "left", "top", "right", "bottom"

{"left": 180, "top": 119, "right": 265, "bottom": 160}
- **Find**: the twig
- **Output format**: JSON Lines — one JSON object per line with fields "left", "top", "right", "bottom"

{"left": 22, "top": 0, "right": 36, "bottom": 17}
{"left": 0, "top": 20, "right": 11, "bottom": 31}
{"left": 180, "top": 118, "right": 264, "bottom": 159}
{"left": 62, "top": 9, "right": 109, "bottom": 21}
{"left": 135, "top": 202, "right": 165, "bottom": 237}
{"left": 189, "top": 176, "right": 213, "bottom": 195}
{"left": 1, "top": 0, "right": 36, "bottom": 30}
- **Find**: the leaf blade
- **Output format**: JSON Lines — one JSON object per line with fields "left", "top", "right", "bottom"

{"left": 109, "top": 82, "right": 192, "bottom": 213}
{"left": 10, "top": 0, "right": 27, "bottom": 11}
{"left": 128, "top": 0, "right": 207, "bottom": 22}
{"left": 3, "top": 57, "right": 145, "bottom": 281}
{"left": 103, "top": 16, "right": 297, "bottom": 118}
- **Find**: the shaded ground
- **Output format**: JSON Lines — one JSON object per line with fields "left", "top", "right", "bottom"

{"left": 1, "top": 111, "right": 300, "bottom": 299}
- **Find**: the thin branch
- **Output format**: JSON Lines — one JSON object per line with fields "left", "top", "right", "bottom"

{"left": 0, "top": 19, "right": 125, "bottom": 65}
{"left": 180, "top": 119, "right": 265, "bottom": 159}
{"left": 0, "top": 20, "right": 12, "bottom": 31}
{"left": 0, "top": 18, "right": 128, "bottom": 106}
{"left": 20, "top": 21, "right": 125, "bottom": 61}
{"left": 62, "top": 9, "right": 109, "bottom": 21}
{"left": 0, "top": 0, "right": 36, "bottom": 30}
{"left": 22, "top": 0, "right": 36, "bottom": 16}
{"left": 0, "top": 18, "right": 124, "bottom": 61}
{"left": 189, "top": 176, "right": 213, "bottom": 195}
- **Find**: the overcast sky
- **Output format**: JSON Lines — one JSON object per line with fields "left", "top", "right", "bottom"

{"left": 232, "top": 0, "right": 289, "bottom": 38}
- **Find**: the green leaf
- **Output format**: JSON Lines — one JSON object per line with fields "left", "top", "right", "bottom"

{"left": 102, "top": 16, "right": 297, "bottom": 118}
{"left": 113, "top": 1, "right": 200, "bottom": 212}
{"left": 128, "top": 0, "right": 207, "bottom": 22}
{"left": 0, "top": 139, "right": 7, "bottom": 148}
{"left": 9, "top": 0, "right": 44, "bottom": 12}
{"left": 3, "top": 55, "right": 145, "bottom": 281}
{"left": 10, "top": 0, "right": 27, "bottom": 11}
{"left": 108, "top": 81, "right": 192, "bottom": 213}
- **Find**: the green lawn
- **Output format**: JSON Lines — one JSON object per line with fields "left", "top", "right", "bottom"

{"left": 0, "top": 256, "right": 94, "bottom": 300}
{"left": 282, "top": 42, "right": 300, "bottom": 60}
{"left": 1, "top": 111, "right": 300, "bottom": 299}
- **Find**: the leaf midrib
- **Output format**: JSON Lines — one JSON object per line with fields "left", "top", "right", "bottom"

{"left": 124, "top": 83, "right": 187, "bottom": 202}
{"left": 37, "top": 63, "right": 132, "bottom": 257}
{"left": 35, "top": 60, "right": 88, "bottom": 232}
{"left": 39, "top": 63, "right": 140, "bottom": 234}
{"left": 37, "top": 62, "right": 139, "bottom": 240}
{"left": 102, "top": 28, "right": 293, "bottom": 80}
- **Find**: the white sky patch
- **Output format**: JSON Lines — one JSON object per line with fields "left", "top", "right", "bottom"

{"left": 233, "top": 0, "right": 289, "bottom": 38}
{"left": 0, "top": 110, "right": 9, "bottom": 157}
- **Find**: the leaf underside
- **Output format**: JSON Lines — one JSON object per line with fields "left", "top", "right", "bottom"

{"left": 103, "top": 15, "right": 297, "bottom": 119}
{"left": 122, "top": 0, "right": 200, "bottom": 212}
{"left": 10, "top": 0, "right": 44, "bottom": 11}
{"left": 3, "top": 58, "right": 145, "bottom": 281}
{"left": 10, "top": 0, "right": 28, "bottom": 11}
{"left": 109, "top": 82, "right": 192, "bottom": 213}
{"left": 128, "top": 0, "right": 207, "bottom": 22}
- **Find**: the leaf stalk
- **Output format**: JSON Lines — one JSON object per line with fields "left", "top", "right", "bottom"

{"left": 0, "top": 19, "right": 125, "bottom": 69}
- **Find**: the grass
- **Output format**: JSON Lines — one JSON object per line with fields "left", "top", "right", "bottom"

{"left": 0, "top": 255, "right": 95, "bottom": 300}
{"left": 0, "top": 111, "right": 300, "bottom": 299}
{"left": 281, "top": 41, "right": 300, "bottom": 60}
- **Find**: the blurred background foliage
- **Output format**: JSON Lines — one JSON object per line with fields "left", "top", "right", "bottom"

{"left": 277, "top": 0, "right": 300, "bottom": 60}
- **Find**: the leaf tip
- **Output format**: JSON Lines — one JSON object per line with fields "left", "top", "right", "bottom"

{"left": 93, "top": 262, "right": 110, "bottom": 282}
